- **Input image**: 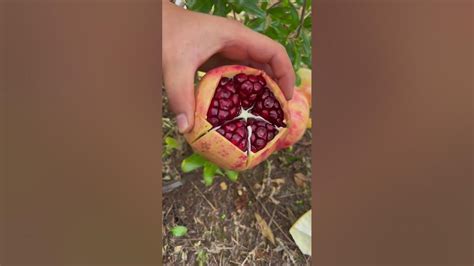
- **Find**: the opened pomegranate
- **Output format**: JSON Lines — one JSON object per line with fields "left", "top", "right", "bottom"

{"left": 184, "top": 65, "right": 290, "bottom": 171}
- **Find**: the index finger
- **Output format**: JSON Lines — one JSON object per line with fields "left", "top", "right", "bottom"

{"left": 220, "top": 25, "right": 295, "bottom": 100}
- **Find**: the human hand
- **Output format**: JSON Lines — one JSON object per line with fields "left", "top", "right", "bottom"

{"left": 162, "top": 1, "right": 295, "bottom": 133}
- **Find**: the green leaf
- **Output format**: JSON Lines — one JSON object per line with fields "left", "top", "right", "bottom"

{"left": 285, "top": 40, "right": 296, "bottom": 65}
{"left": 212, "top": 0, "right": 228, "bottom": 17}
{"left": 269, "top": 19, "right": 291, "bottom": 38}
{"left": 277, "top": 0, "right": 290, "bottom": 7}
{"left": 225, "top": 170, "right": 239, "bottom": 182}
{"left": 267, "top": 3, "right": 299, "bottom": 30}
{"left": 303, "top": 15, "right": 312, "bottom": 29}
{"left": 181, "top": 153, "right": 206, "bottom": 173}
{"left": 186, "top": 0, "right": 213, "bottom": 13}
{"left": 285, "top": 155, "right": 299, "bottom": 165}
{"left": 302, "top": 30, "right": 311, "bottom": 55}
{"left": 203, "top": 161, "right": 218, "bottom": 186}
{"left": 240, "top": 1, "right": 265, "bottom": 17}
{"left": 302, "top": 56, "right": 312, "bottom": 68}
{"left": 246, "top": 17, "right": 265, "bottom": 32}
{"left": 216, "top": 168, "right": 224, "bottom": 176}
{"left": 170, "top": 225, "right": 188, "bottom": 237}
{"left": 295, "top": 0, "right": 311, "bottom": 10}
{"left": 196, "top": 249, "right": 208, "bottom": 266}
{"left": 296, "top": 72, "right": 302, "bottom": 87}
{"left": 228, "top": 0, "right": 244, "bottom": 13}
{"left": 165, "top": 137, "right": 179, "bottom": 149}
{"left": 264, "top": 23, "right": 287, "bottom": 43}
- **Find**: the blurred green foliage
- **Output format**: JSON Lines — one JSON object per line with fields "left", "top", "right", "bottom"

{"left": 184, "top": 0, "right": 312, "bottom": 83}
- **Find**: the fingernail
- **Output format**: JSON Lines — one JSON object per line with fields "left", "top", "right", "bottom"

{"left": 176, "top": 114, "right": 189, "bottom": 133}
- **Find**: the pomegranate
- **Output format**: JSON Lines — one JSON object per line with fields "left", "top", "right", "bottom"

{"left": 184, "top": 65, "right": 290, "bottom": 171}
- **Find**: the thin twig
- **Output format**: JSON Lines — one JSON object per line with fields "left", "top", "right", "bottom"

{"left": 277, "top": 192, "right": 300, "bottom": 199}
{"left": 191, "top": 181, "right": 217, "bottom": 212}
{"left": 267, "top": 208, "right": 277, "bottom": 227}
{"left": 295, "top": 0, "right": 307, "bottom": 38}
{"left": 243, "top": 178, "right": 294, "bottom": 244}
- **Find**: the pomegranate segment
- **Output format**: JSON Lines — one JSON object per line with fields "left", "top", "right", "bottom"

{"left": 248, "top": 118, "right": 277, "bottom": 153}
{"left": 251, "top": 88, "right": 286, "bottom": 127}
{"left": 216, "top": 119, "right": 248, "bottom": 152}
{"left": 207, "top": 78, "right": 241, "bottom": 126}
{"left": 234, "top": 74, "right": 266, "bottom": 109}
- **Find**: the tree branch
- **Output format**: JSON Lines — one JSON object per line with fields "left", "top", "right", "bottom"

{"left": 295, "top": 0, "right": 307, "bottom": 38}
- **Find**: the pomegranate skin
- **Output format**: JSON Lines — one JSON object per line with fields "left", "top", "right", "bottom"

{"left": 184, "top": 65, "right": 290, "bottom": 171}
{"left": 277, "top": 90, "right": 310, "bottom": 150}
{"left": 296, "top": 68, "right": 312, "bottom": 106}
{"left": 278, "top": 68, "right": 312, "bottom": 148}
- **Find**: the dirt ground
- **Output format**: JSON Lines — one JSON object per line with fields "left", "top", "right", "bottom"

{"left": 162, "top": 90, "right": 312, "bottom": 265}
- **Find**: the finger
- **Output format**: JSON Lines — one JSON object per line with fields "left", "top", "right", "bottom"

{"left": 163, "top": 65, "right": 196, "bottom": 133}
{"left": 248, "top": 62, "right": 275, "bottom": 79}
{"left": 198, "top": 54, "right": 242, "bottom": 72}
{"left": 220, "top": 27, "right": 295, "bottom": 99}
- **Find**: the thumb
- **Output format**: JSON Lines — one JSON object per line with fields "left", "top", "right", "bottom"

{"left": 163, "top": 66, "right": 196, "bottom": 134}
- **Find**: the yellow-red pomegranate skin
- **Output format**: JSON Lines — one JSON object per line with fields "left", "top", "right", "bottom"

{"left": 278, "top": 90, "right": 310, "bottom": 150}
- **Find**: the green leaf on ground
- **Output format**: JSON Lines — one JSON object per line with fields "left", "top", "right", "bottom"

{"left": 196, "top": 249, "right": 208, "bottom": 266}
{"left": 165, "top": 137, "right": 179, "bottom": 150}
{"left": 181, "top": 153, "right": 206, "bottom": 173}
{"left": 225, "top": 170, "right": 239, "bottom": 182}
{"left": 170, "top": 225, "right": 188, "bottom": 237}
{"left": 203, "top": 161, "right": 219, "bottom": 186}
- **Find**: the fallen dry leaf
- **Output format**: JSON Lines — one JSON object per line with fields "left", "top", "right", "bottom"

{"left": 174, "top": 245, "right": 183, "bottom": 253}
{"left": 271, "top": 178, "right": 286, "bottom": 186}
{"left": 294, "top": 173, "right": 310, "bottom": 188}
{"left": 254, "top": 212, "right": 275, "bottom": 245}
{"left": 289, "top": 210, "right": 312, "bottom": 256}
{"left": 220, "top": 181, "right": 228, "bottom": 191}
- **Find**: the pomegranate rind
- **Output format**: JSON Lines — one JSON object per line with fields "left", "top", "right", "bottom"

{"left": 278, "top": 91, "right": 310, "bottom": 149}
{"left": 190, "top": 130, "right": 248, "bottom": 171}
{"left": 296, "top": 68, "right": 312, "bottom": 106}
{"left": 183, "top": 115, "right": 212, "bottom": 145}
